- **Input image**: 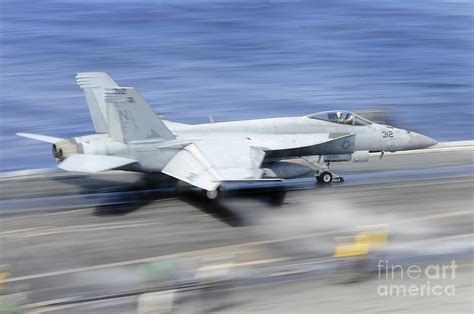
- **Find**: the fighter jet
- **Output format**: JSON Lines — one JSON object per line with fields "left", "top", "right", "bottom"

{"left": 17, "top": 73, "right": 437, "bottom": 199}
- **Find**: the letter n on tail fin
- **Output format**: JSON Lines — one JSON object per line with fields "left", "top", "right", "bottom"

{"left": 104, "top": 87, "right": 176, "bottom": 143}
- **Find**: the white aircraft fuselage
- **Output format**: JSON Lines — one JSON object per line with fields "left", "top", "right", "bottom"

{"left": 17, "top": 73, "right": 437, "bottom": 193}
{"left": 66, "top": 114, "right": 436, "bottom": 174}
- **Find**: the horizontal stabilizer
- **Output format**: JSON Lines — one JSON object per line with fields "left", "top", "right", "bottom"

{"left": 58, "top": 154, "right": 136, "bottom": 173}
{"left": 17, "top": 133, "right": 63, "bottom": 144}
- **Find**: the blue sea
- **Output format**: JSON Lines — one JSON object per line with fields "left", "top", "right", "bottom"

{"left": 1, "top": 0, "right": 473, "bottom": 172}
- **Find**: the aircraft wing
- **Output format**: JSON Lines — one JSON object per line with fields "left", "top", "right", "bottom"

{"left": 247, "top": 133, "right": 348, "bottom": 150}
{"left": 161, "top": 139, "right": 266, "bottom": 191}
{"left": 249, "top": 133, "right": 356, "bottom": 158}
{"left": 161, "top": 133, "right": 354, "bottom": 191}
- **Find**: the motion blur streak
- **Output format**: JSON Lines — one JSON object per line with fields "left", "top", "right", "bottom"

{"left": 2, "top": 0, "right": 473, "bottom": 171}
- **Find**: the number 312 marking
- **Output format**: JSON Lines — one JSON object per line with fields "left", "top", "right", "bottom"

{"left": 382, "top": 131, "right": 394, "bottom": 138}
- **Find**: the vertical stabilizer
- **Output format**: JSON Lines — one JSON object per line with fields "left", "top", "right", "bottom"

{"left": 104, "top": 87, "right": 175, "bottom": 143}
{"left": 76, "top": 72, "right": 119, "bottom": 133}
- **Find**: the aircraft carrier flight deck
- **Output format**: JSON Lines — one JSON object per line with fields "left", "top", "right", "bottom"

{"left": 0, "top": 144, "right": 472, "bottom": 313}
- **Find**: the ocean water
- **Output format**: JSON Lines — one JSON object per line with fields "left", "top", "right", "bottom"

{"left": 1, "top": 0, "right": 473, "bottom": 172}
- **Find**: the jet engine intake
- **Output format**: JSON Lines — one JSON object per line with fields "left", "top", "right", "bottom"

{"left": 323, "top": 151, "right": 369, "bottom": 163}
{"left": 352, "top": 150, "right": 369, "bottom": 162}
{"left": 324, "top": 154, "right": 352, "bottom": 162}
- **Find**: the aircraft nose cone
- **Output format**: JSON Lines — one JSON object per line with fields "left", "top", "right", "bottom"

{"left": 408, "top": 132, "right": 437, "bottom": 149}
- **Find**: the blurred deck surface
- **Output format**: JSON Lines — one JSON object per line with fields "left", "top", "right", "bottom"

{"left": 0, "top": 146, "right": 473, "bottom": 312}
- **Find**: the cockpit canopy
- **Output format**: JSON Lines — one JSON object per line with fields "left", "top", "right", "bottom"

{"left": 307, "top": 111, "right": 373, "bottom": 126}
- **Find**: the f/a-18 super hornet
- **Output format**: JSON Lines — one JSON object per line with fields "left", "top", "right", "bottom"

{"left": 17, "top": 73, "right": 437, "bottom": 199}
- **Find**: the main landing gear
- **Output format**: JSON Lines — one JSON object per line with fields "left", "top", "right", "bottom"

{"left": 205, "top": 189, "right": 220, "bottom": 200}
{"left": 202, "top": 186, "right": 223, "bottom": 200}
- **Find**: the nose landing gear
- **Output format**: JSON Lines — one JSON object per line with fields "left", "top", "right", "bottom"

{"left": 317, "top": 171, "right": 333, "bottom": 184}
{"left": 303, "top": 157, "right": 344, "bottom": 184}
{"left": 316, "top": 170, "right": 344, "bottom": 184}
